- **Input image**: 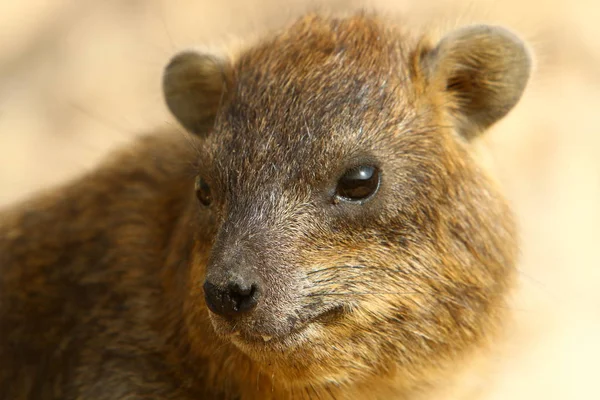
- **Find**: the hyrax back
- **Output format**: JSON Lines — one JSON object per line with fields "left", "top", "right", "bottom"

{"left": 0, "top": 12, "right": 530, "bottom": 400}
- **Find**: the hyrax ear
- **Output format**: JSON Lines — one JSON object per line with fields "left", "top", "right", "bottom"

{"left": 420, "top": 25, "right": 531, "bottom": 140}
{"left": 163, "top": 51, "right": 231, "bottom": 136}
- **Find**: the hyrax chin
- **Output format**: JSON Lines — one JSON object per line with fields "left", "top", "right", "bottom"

{"left": 0, "top": 12, "right": 530, "bottom": 400}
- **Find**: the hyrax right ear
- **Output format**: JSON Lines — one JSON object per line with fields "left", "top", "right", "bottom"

{"left": 163, "top": 51, "right": 230, "bottom": 136}
{"left": 420, "top": 25, "right": 531, "bottom": 140}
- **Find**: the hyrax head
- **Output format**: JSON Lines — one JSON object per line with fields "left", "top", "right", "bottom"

{"left": 163, "top": 14, "right": 529, "bottom": 387}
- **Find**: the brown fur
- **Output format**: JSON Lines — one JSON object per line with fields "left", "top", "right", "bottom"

{"left": 0, "top": 13, "right": 530, "bottom": 400}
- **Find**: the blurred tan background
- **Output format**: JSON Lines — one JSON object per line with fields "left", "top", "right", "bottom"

{"left": 0, "top": 0, "right": 598, "bottom": 398}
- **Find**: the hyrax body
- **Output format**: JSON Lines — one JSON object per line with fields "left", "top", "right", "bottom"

{"left": 0, "top": 13, "right": 530, "bottom": 400}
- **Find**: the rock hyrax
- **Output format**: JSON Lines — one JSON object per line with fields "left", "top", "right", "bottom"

{"left": 0, "top": 12, "right": 530, "bottom": 400}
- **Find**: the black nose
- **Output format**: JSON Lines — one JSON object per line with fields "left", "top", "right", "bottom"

{"left": 203, "top": 278, "right": 261, "bottom": 318}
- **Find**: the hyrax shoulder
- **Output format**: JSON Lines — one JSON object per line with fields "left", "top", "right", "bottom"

{"left": 0, "top": 12, "right": 530, "bottom": 400}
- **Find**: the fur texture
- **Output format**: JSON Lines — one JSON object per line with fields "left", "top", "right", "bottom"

{"left": 0, "top": 13, "right": 530, "bottom": 399}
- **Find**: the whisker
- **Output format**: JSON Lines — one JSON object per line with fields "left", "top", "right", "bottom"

{"left": 325, "top": 385, "right": 338, "bottom": 400}
{"left": 170, "top": 121, "right": 203, "bottom": 160}
{"left": 306, "top": 290, "right": 422, "bottom": 297}
{"left": 306, "top": 265, "right": 367, "bottom": 275}
{"left": 515, "top": 268, "right": 554, "bottom": 296}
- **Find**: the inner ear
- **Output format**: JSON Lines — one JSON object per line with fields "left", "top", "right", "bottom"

{"left": 421, "top": 25, "right": 532, "bottom": 140}
{"left": 163, "top": 51, "right": 231, "bottom": 136}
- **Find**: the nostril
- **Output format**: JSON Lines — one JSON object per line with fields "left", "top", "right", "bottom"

{"left": 203, "top": 279, "right": 261, "bottom": 317}
{"left": 229, "top": 281, "right": 253, "bottom": 297}
{"left": 204, "top": 281, "right": 228, "bottom": 316}
{"left": 228, "top": 282, "right": 259, "bottom": 313}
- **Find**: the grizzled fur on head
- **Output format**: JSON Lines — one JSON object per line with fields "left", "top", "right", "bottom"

{"left": 164, "top": 13, "right": 528, "bottom": 395}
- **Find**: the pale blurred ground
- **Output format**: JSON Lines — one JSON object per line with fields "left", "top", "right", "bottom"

{"left": 0, "top": 0, "right": 598, "bottom": 398}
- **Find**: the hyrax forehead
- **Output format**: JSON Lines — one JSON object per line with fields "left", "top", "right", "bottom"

{"left": 210, "top": 15, "right": 423, "bottom": 192}
{"left": 228, "top": 14, "right": 417, "bottom": 123}
{"left": 164, "top": 12, "right": 531, "bottom": 202}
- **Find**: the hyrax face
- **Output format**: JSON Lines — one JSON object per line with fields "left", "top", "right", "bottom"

{"left": 164, "top": 15, "right": 530, "bottom": 387}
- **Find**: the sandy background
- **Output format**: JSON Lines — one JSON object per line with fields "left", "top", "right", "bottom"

{"left": 0, "top": 0, "right": 598, "bottom": 398}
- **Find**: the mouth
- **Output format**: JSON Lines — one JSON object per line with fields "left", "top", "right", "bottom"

{"left": 227, "top": 305, "right": 345, "bottom": 347}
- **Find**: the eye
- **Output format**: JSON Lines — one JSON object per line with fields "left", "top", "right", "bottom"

{"left": 195, "top": 176, "right": 212, "bottom": 207}
{"left": 335, "top": 165, "right": 380, "bottom": 203}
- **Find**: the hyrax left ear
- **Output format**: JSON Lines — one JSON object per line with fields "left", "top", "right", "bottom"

{"left": 163, "top": 51, "right": 231, "bottom": 136}
{"left": 420, "top": 25, "right": 531, "bottom": 140}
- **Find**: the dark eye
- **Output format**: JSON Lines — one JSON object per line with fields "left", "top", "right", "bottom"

{"left": 195, "top": 176, "right": 212, "bottom": 207}
{"left": 335, "top": 165, "right": 380, "bottom": 203}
